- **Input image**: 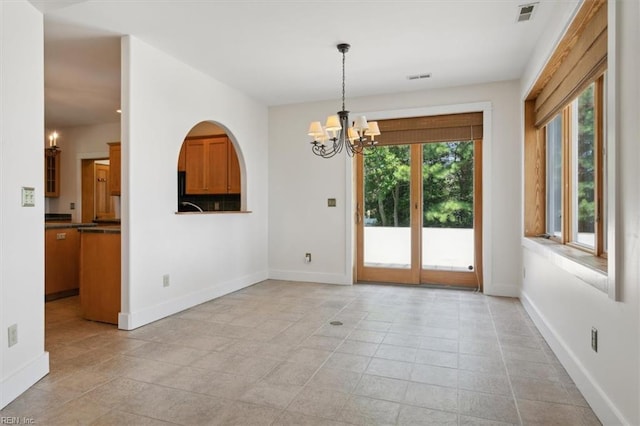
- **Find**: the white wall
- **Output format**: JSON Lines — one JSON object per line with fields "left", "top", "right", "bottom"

{"left": 119, "top": 37, "right": 269, "bottom": 329}
{"left": 520, "top": 1, "right": 640, "bottom": 424}
{"left": 45, "top": 122, "right": 120, "bottom": 222}
{"left": 0, "top": 0, "right": 49, "bottom": 409}
{"left": 269, "top": 80, "right": 522, "bottom": 296}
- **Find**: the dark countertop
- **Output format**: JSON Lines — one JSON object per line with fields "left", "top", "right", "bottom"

{"left": 93, "top": 218, "right": 121, "bottom": 224}
{"left": 45, "top": 213, "right": 72, "bottom": 222}
{"left": 45, "top": 223, "right": 98, "bottom": 230}
{"left": 78, "top": 226, "right": 121, "bottom": 234}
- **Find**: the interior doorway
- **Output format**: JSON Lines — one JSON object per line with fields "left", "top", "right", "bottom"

{"left": 81, "top": 158, "right": 114, "bottom": 222}
{"left": 355, "top": 113, "right": 483, "bottom": 289}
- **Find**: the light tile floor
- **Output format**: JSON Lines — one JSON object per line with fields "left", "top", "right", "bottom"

{"left": 0, "top": 280, "right": 601, "bottom": 425}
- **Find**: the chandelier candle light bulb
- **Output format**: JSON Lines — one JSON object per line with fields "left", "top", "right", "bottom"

{"left": 308, "top": 43, "right": 380, "bottom": 158}
{"left": 48, "top": 131, "right": 59, "bottom": 148}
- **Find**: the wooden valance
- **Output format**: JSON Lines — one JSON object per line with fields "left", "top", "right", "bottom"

{"left": 530, "top": 0, "right": 607, "bottom": 127}
{"left": 374, "top": 112, "right": 483, "bottom": 146}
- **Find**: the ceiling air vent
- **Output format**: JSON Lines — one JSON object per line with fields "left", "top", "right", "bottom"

{"left": 517, "top": 3, "right": 538, "bottom": 22}
{"left": 407, "top": 73, "right": 432, "bottom": 81}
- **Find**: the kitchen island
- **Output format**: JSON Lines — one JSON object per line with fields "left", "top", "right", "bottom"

{"left": 78, "top": 226, "right": 121, "bottom": 325}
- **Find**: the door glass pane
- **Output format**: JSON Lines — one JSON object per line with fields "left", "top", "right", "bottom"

{"left": 546, "top": 114, "right": 563, "bottom": 237}
{"left": 572, "top": 83, "right": 595, "bottom": 248}
{"left": 363, "top": 145, "right": 411, "bottom": 268}
{"left": 422, "top": 141, "right": 474, "bottom": 271}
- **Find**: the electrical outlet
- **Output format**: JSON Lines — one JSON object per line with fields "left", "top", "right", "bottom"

{"left": 591, "top": 327, "right": 598, "bottom": 352}
{"left": 163, "top": 274, "right": 170, "bottom": 287}
{"left": 8, "top": 324, "right": 18, "bottom": 347}
{"left": 305, "top": 253, "right": 311, "bottom": 263}
{"left": 70, "top": 202, "right": 76, "bottom": 210}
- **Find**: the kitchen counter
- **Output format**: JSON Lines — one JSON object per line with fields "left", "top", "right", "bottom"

{"left": 93, "top": 218, "right": 121, "bottom": 225}
{"left": 45, "top": 222, "right": 97, "bottom": 230}
{"left": 78, "top": 226, "right": 120, "bottom": 234}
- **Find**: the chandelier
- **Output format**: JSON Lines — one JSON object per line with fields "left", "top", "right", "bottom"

{"left": 308, "top": 43, "right": 380, "bottom": 158}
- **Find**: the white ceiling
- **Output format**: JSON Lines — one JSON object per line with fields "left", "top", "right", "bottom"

{"left": 32, "top": 0, "right": 574, "bottom": 129}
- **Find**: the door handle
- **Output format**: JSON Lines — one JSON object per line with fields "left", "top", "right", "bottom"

{"left": 356, "top": 203, "right": 362, "bottom": 224}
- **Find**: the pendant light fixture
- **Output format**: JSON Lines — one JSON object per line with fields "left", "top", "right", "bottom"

{"left": 308, "top": 43, "right": 380, "bottom": 158}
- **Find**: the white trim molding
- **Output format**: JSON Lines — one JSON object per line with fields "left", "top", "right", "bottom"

{"left": 0, "top": 352, "right": 49, "bottom": 409}
{"left": 521, "top": 292, "right": 628, "bottom": 426}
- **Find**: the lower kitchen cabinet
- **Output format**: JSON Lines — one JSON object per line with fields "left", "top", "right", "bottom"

{"left": 79, "top": 228, "right": 121, "bottom": 324}
{"left": 45, "top": 228, "right": 80, "bottom": 300}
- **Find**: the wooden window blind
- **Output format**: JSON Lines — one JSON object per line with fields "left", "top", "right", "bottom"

{"left": 374, "top": 112, "right": 483, "bottom": 146}
{"left": 529, "top": 0, "right": 607, "bottom": 127}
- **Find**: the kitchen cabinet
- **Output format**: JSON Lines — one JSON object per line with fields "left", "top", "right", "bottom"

{"left": 108, "top": 142, "right": 121, "bottom": 195}
{"left": 44, "top": 148, "right": 60, "bottom": 197}
{"left": 45, "top": 227, "right": 80, "bottom": 299}
{"left": 178, "top": 143, "right": 186, "bottom": 171}
{"left": 227, "top": 143, "right": 241, "bottom": 194}
{"left": 79, "top": 228, "right": 120, "bottom": 324}
{"left": 185, "top": 136, "right": 240, "bottom": 195}
{"left": 95, "top": 163, "right": 114, "bottom": 219}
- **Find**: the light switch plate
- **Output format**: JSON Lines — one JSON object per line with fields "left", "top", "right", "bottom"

{"left": 21, "top": 187, "right": 35, "bottom": 207}
{"left": 8, "top": 324, "right": 18, "bottom": 347}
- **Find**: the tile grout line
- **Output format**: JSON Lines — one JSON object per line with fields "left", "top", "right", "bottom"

{"left": 486, "top": 299, "right": 524, "bottom": 426}
{"left": 273, "top": 292, "right": 372, "bottom": 424}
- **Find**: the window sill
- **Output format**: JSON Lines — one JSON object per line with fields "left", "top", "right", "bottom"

{"left": 175, "top": 210, "right": 252, "bottom": 215}
{"left": 522, "top": 237, "right": 607, "bottom": 293}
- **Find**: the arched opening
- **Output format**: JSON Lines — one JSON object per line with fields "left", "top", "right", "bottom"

{"left": 177, "top": 121, "right": 243, "bottom": 212}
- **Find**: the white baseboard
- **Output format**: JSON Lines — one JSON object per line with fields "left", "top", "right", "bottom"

{"left": 520, "top": 291, "right": 628, "bottom": 426}
{"left": 118, "top": 270, "right": 268, "bottom": 330}
{"left": 484, "top": 282, "right": 520, "bottom": 297}
{"left": 0, "top": 351, "right": 49, "bottom": 409}
{"left": 268, "top": 269, "right": 351, "bottom": 285}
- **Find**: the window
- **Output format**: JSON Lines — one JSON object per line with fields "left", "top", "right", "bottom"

{"left": 541, "top": 78, "right": 605, "bottom": 257}
{"left": 546, "top": 114, "right": 562, "bottom": 238}
{"left": 523, "top": 0, "right": 609, "bottom": 281}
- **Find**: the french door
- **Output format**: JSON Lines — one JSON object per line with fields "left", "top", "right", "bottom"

{"left": 356, "top": 140, "right": 482, "bottom": 289}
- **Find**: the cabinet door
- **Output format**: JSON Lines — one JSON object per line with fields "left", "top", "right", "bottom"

{"left": 108, "top": 143, "right": 121, "bottom": 195}
{"left": 44, "top": 149, "right": 60, "bottom": 197}
{"left": 185, "top": 139, "right": 207, "bottom": 194}
{"left": 95, "top": 164, "right": 114, "bottom": 219}
{"left": 178, "top": 143, "right": 187, "bottom": 172}
{"left": 227, "top": 142, "right": 241, "bottom": 194}
{"left": 207, "top": 138, "right": 228, "bottom": 194}
{"left": 45, "top": 228, "right": 80, "bottom": 297}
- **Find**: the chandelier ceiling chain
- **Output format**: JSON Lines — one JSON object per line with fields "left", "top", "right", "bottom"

{"left": 341, "top": 46, "right": 346, "bottom": 113}
{"left": 307, "top": 43, "right": 381, "bottom": 159}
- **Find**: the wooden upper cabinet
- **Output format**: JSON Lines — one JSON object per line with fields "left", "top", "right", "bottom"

{"left": 184, "top": 136, "right": 241, "bottom": 195}
{"left": 108, "top": 142, "right": 121, "bottom": 196}
{"left": 185, "top": 138, "right": 207, "bottom": 194}
{"left": 45, "top": 148, "right": 60, "bottom": 197}
{"left": 228, "top": 142, "right": 241, "bottom": 194}
{"left": 207, "top": 139, "right": 228, "bottom": 194}
{"left": 178, "top": 143, "right": 187, "bottom": 171}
